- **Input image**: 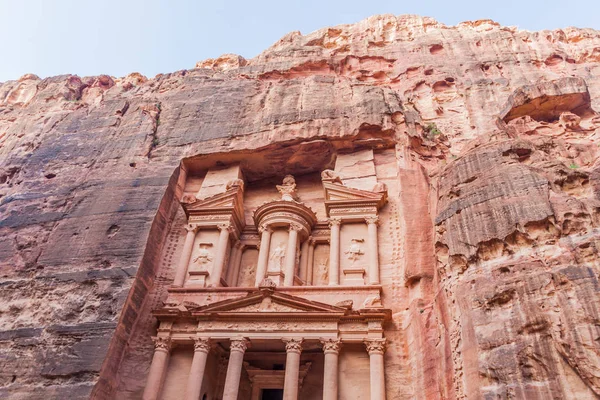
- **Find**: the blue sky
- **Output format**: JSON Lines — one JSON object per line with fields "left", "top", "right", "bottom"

{"left": 0, "top": 0, "right": 598, "bottom": 82}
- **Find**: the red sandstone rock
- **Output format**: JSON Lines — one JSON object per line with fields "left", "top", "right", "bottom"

{"left": 0, "top": 14, "right": 600, "bottom": 400}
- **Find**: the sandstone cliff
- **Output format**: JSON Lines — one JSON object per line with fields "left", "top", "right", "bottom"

{"left": 1, "top": 14, "right": 600, "bottom": 399}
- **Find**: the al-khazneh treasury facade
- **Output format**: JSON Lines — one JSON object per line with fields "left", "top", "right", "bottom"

{"left": 136, "top": 148, "right": 401, "bottom": 400}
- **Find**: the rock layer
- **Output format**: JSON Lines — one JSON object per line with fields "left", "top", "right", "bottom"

{"left": 1, "top": 14, "right": 600, "bottom": 399}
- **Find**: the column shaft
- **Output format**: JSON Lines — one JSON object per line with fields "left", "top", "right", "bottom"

{"left": 321, "top": 339, "right": 341, "bottom": 400}
{"left": 184, "top": 338, "right": 211, "bottom": 400}
{"left": 328, "top": 219, "right": 341, "bottom": 286}
{"left": 365, "top": 339, "right": 386, "bottom": 400}
{"left": 298, "top": 239, "right": 310, "bottom": 282}
{"left": 208, "top": 224, "right": 231, "bottom": 287}
{"left": 174, "top": 226, "right": 196, "bottom": 287}
{"left": 222, "top": 339, "right": 248, "bottom": 400}
{"left": 283, "top": 339, "right": 303, "bottom": 400}
{"left": 254, "top": 226, "right": 272, "bottom": 286}
{"left": 367, "top": 217, "right": 380, "bottom": 285}
{"left": 284, "top": 225, "right": 300, "bottom": 286}
{"left": 142, "top": 338, "right": 171, "bottom": 400}
{"left": 226, "top": 242, "right": 243, "bottom": 286}
{"left": 306, "top": 240, "right": 315, "bottom": 285}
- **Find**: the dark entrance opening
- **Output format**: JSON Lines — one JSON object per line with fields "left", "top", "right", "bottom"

{"left": 261, "top": 388, "right": 284, "bottom": 400}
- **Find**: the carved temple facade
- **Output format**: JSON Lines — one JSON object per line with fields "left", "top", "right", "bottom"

{"left": 142, "top": 149, "right": 398, "bottom": 400}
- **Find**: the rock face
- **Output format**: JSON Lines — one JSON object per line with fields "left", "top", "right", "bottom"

{"left": 1, "top": 14, "right": 600, "bottom": 399}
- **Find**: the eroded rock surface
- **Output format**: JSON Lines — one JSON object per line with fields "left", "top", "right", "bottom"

{"left": 1, "top": 14, "right": 600, "bottom": 399}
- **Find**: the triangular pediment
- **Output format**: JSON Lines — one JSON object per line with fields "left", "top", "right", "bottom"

{"left": 192, "top": 288, "right": 347, "bottom": 316}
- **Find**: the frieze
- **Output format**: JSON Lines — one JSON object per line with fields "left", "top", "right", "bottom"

{"left": 196, "top": 321, "right": 336, "bottom": 332}
{"left": 329, "top": 207, "right": 378, "bottom": 215}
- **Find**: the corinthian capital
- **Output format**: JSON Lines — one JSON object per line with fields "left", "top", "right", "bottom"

{"left": 258, "top": 223, "right": 272, "bottom": 234}
{"left": 217, "top": 222, "right": 234, "bottom": 234}
{"left": 328, "top": 217, "right": 342, "bottom": 227}
{"left": 320, "top": 338, "right": 342, "bottom": 354}
{"left": 365, "top": 216, "right": 379, "bottom": 225}
{"left": 193, "top": 337, "right": 211, "bottom": 353}
{"left": 230, "top": 338, "right": 249, "bottom": 353}
{"left": 364, "top": 338, "right": 386, "bottom": 355}
{"left": 152, "top": 336, "right": 172, "bottom": 352}
{"left": 185, "top": 224, "right": 199, "bottom": 233}
{"left": 283, "top": 338, "right": 303, "bottom": 354}
{"left": 289, "top": 223, "right": 303, "bottom": 232}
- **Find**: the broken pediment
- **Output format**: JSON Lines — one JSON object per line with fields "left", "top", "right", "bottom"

{"left": 322, "top": 178, "right": 387, "bottom": 218}
{"left": 182, "top": 181, "right": 245, "bottom": 231}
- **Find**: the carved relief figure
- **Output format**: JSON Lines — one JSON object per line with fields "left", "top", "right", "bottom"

{"left": 276, "top": 174, "right": 299, "bottom": 201}
{"left": 321, "top": 169, "right": 342, "bottom": 184}
{"left": 344, "top": 238, "right": 364, "bottom": 264}
{"left": 269, "top": 241, "right": 286, "bottom": 270}
{"left": 193, "top": 243, "right": 213, "bottom": 267}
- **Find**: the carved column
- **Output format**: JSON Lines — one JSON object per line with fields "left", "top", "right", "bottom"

{"left": 365, "top": 339, "right": 386, "bottom": 400}
{"left": 321, "top": 339, "right": 341, "bottom": 400}
{"left": 142, "top": 337, "right": 172, "bottom": 400}
{"left": 306, "top": 237, "right": 315, "bottom": 285}
{"left": 284, "top": 224, "right": 301, "bottom": 286}
{"left": 255, "top": 224, "right": 272, "bottom": 286}
{"left": 298, "top": 239, "right": 310, "bottom": 282}
{"left": 365, "top": 216, "right": 380, "bottom": 285}
{"left": 174, "top": 225, "right": 197, "bottom": 287}
{"left": 184, "top": 338, "right": 211, "bottom": 400}
{"left": 226, "top": 241, "right": 243, "bottom": 286}
{"left": 283, "top": 338, "right": 303, "bottom": 400}
{"left": 208, "top": 223, "right": 232, "bottom": 287}
{"left": 222, "top": 338, "right": 249, "bottom": 400}
{"left": 328, "top": 218, "right": 341, "bottom": 286}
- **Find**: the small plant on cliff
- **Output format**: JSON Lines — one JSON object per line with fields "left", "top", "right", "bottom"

{"left": 569, "top": 162, "right": 579, "bottom": 169}
{"left": 424, "top": 122, "right": 442, "bottom": 140}
{"left": 152, "top": 137, "right": 159, "bottom": 147}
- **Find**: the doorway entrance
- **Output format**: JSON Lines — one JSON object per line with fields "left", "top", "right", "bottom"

{"left": 261, "top": 388, "right": 284, "bottom": 400}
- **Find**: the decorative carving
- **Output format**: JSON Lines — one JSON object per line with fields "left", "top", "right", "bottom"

{"left": 372, "top": 182, "right": 387, "bottom": 193}
{"left": 321, "top": 338, "right": 342, "bottom": 354}
{"left": 344, "top": 239, "right": 364, "bottom": 263}
{"left": 258, "top": 278, "right": 277, "bottom": 289}
{"left": 321, "top": 169, "right": 342, "bottom": 184}
{"left": 283, "top": 338, "right": 303, "bottom": 353}
{"left": 192, "top": 243, "right": 213, "bottom": 265}
{"left": 152, "top": 336, "right": 172, "bottom": 351}
{"left": 193, "top": 337, "right": 211, "bottom": 353}
{"left": 226, "top": 178, "right": 244, "bottom": 191}
{"left": 276, "top": 175, "right": 299, "bottom": 201}
{"left": 269, "top": 241, "right": 286, "bottom": 270}
{"left": 328, "top": 217, "right": 342, "bottom": 227}
{"left": 364, "top": 338, "right": 386, "bottom": 355}
{"left": 229, "top": 338, "right": 249, "bottom": 353}
{"left": 181, "top": 194, "right": 197, "bottom": 204}
{"left": 365, "top": 216, "right": 379, "bottom": 225}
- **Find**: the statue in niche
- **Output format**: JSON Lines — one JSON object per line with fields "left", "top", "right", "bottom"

{"left": 269, "top": 241, "right": 286, "bottom": 270}
{"left": 345, "top": 238, "right": 364, "bottom": 264}
{"left": 317, "top": 257, "right": 329, "bottom": 283}
{"left": 239, "top": 263, "right": 256, "bottom": 286}
{"left": 276, "top": 174, "right": 299, "bottom": 201}
{"left": 193, "top": 243, "right": 213, "bottom": 267}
